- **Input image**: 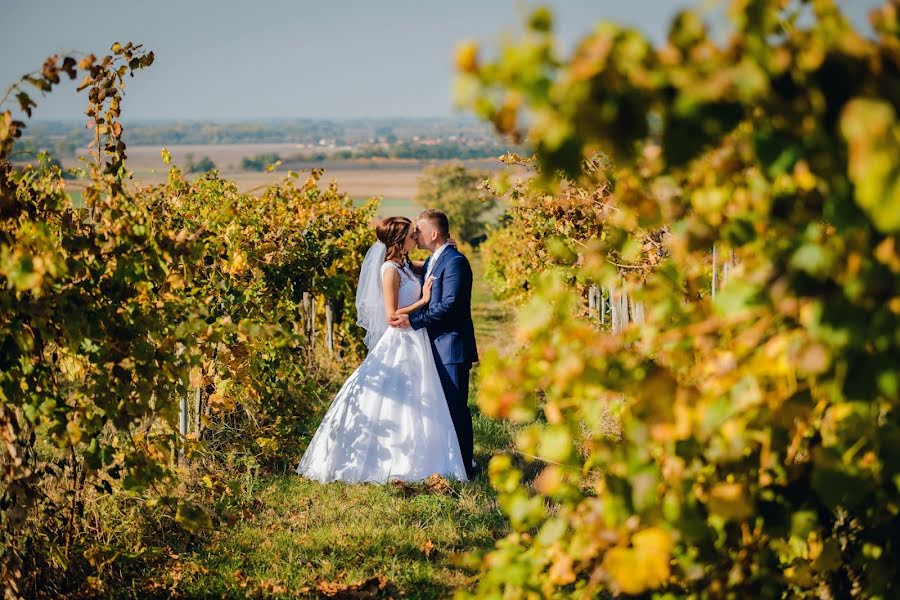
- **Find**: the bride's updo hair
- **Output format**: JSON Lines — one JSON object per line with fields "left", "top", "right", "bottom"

{"left": 376, "top": 216, "right": 412, "bottom": 264}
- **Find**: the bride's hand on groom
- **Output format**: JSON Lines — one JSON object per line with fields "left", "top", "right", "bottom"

{"left": 389, "top": 314, "right": 410, "bottom": 329}
{"left": 422, "top": 277, "right": 433, "bottom": 302}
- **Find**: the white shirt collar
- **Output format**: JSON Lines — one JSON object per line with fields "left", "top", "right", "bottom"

{"left": 426, "top": 242, "right": 449, "bottom": 277}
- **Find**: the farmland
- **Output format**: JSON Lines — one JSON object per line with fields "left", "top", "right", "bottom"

{"left": 57, "top": 143, "right": 507, "bottom": 217}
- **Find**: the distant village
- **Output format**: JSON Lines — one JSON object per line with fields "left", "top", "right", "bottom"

{"left": 16, "top": 117, "right": 525, "bottom": 166}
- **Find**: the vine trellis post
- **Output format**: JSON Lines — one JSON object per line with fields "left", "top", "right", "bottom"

{"left": 588, "top": 244, "right": 733, "bottom": 333}
{"left": 178, "top": 394, "right": 188, "bottom": 461}
{"left": 325, "top": 303, "right": 335, "bottom": 355}
{"left": 588, "top": 282, "right": 642, "bottom": 334}
{"left": 177, "top": 291, "right": 337, "bottom": 458}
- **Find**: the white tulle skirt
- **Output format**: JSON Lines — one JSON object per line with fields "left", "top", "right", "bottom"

{"left": 296, "top": 326, "right": 468, "bottom": 483}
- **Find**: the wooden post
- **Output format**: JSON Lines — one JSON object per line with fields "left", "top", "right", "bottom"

{"left": 178, "top": 392, "right": 188, "bottom": 462}
{"left": 325, "top": 301, "right": 334, "bottom": 355}
{"left": 610, "top": 284, "right": 619, "bottom": 333}
{"left": 179, "top": 394, "right": 188, "bottom": 437}
{"left": 631, "top": 298, "right": 645, "bottom": 325}
{"left": 302, "top": 291, "right": 312, "bottom": 347}
{"left": 600, "top": 287, "right": 606, "bottom": 325}
{"left": 309, "top": 294, "right": 317, "bottom": 346}
{"left": 588, "top": 285, "right": 597, "bottom": 317}
{"left": 193, "top": 385, "right": 202, "bottom": 439}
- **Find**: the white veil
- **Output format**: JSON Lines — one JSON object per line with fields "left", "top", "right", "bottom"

{"left": 355, "top": 241, "right": 388, "bottom": 349}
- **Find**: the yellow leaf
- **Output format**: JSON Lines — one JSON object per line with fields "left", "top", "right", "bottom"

{"left": 228, "top": 250, "right": 248, "bottom": 275}
{"left": 455, "top": 41, "right": 479, "bottom": 74}
{"left": 66, "top": 419, "right": 82, "bottom": 445}
{"left": 708, "top": 482, "right": 754, "bottom": 520}
{"left": 209, "top": 392, "right": 235, "bottom": 412}
{"left": 548, "top": 548, "right": 576, "bottom": 585}
{"left": 603, "top": 528, "right": 672, "bottom": 595}
{"left": 840, "top": 98, "right": 900, "bottom": 232}
{"left": 632, "top": 526, "right": 673, "bottom": 555}
{"left": 533, "top": 465, "right": 563, "bottom": 496}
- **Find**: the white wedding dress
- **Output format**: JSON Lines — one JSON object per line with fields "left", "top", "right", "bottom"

{"left": 296, "top": 261, "right": 468, "bottom": 483}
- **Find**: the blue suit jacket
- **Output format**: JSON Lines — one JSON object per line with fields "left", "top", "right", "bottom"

{"left": 409, "top": 246, "right": 478, "bottom": 365}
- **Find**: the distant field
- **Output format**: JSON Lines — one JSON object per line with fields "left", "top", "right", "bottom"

{"left": 60, "top": 144, "right": 513, "bottom": 218}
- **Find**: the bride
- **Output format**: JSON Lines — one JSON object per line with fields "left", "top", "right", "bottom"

{"left": 296, "top": 216, "right": 469, "bottom": 483}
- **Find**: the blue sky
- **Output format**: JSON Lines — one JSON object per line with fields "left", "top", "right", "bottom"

{"left": 0, "top": 0, "right": 884, "bottom": 120}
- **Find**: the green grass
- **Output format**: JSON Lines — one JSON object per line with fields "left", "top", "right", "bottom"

{"left": 470, "top": 251, "right": 516, "bottom": 356}
{"left": 144, "top": 408, "right": 510, "bottom": 598}
{"left": 152, "top": 463, "right": 509, "bottom": 598}
{"left": 132, "top": 394, "right": 514, "bottom": 599}
{"left": 121, "top": 250, "right": 516, "bottom": 599}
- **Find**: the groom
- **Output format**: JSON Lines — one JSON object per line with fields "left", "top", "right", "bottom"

{"left": 388, "top": 209, "right": 479, "bottom": 478}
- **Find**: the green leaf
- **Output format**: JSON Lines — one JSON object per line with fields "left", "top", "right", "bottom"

{"left": 16, "top": 92, "right": 36, "bottom": 118}
{"left": 537, "top": 424, "right": 573, "bottom": 463}
{"left": 502, "top": 490, "right": 546, "bottom": 531}
{"left": 790, "top": 243, "right": 834, "bottom": 278}
{"left": 840, "top": 98, "right": 900, "bottom": 232}
{"left": 811, "top": 451, "right": 872, "bottom": 510}
{"left": 713, "top": 278, "right": 760, "bottom": 315}
{"left": 528, "top": 7, "right": 553, "bottom": 32}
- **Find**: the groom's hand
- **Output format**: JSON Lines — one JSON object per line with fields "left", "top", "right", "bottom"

{"left": 389, "top": 314, "right": 411, "bottom": 329}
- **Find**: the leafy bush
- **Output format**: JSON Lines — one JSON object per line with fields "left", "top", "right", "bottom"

{"left": 414, "top": 161, "right": 497, "bottom": 245}
{"left": 240, "top": 153, "right": 281, "bottom": 172}
{"left": 479, "top": 153, "right": 636, "bottom": 302}
{"left": 183, "top": 152, "right": 216, "bottom": 173}
{"left": 0, "top": 45, "right": 374, "bottom": 596}
{"left": 457, "top": 1, "right": 900, "bottom": 597}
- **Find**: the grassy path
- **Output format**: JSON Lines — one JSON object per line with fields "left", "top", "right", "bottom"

{"left": 145, "top": 252, "right": 515, "bottom": 598}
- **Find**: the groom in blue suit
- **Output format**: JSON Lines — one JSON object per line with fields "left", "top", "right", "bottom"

{"left": 388, "top": 209, "right": 479, "bottom": 478}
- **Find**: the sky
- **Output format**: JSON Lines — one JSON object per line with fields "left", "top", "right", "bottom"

{"left": 0, "top": 0, "right": 885, "bottom": 121}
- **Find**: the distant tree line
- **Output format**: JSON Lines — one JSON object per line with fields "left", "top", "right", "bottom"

{"left": 18, "top": 117, "right": 502, "bottom": 148}
{"left": 414, "top": 162, "right": 498, "bottom": 246}
{"left": 241, "top": 153, "right": 282, "bottom": 171}
{"left": 282, "top": 141, "right": 526, "bottom": 164}
{"left": 11, "top": 138, "right": 78, "bottom": 160}
{"left": 184, "top": 153, "right": 217, "bottom": 173}
{"left": 10, "top": 139, "right": 78, "bottom": 179}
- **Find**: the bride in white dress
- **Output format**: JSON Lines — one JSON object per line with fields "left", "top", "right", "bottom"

{"left": 296, "top": 216, "right": 468, "bottom": 483}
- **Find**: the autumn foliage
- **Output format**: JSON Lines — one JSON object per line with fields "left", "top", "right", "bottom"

{"left": 459, "top": 0, "right": 899, "bottom": 597}
{"left": 0, "top": 45, "right": 374, "bottom": 596}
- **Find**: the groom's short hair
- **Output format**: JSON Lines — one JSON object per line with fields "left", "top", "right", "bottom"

{"left": 418, "top": 209, "right": 449, "bottom": 238}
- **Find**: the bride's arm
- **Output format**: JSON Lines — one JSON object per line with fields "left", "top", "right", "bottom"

{"left": 382, "top": 268, "right": 401, "bottom": 320}
{"left": 393, "top": 278, "right": 433, "bottom": 316}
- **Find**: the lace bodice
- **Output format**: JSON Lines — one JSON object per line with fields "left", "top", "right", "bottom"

{"left": 381, "top": 260, "right": 422, "bottom": 310}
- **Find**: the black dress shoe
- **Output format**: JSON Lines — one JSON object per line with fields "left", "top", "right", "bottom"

{"left": 467, "top": 461, "right": 481, "bottom": 479}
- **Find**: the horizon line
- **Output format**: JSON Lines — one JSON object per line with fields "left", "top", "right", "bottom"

{"left": 25, "top": 114, "right": 485, "bottom": 124}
